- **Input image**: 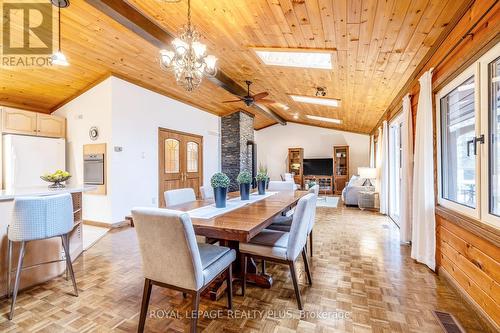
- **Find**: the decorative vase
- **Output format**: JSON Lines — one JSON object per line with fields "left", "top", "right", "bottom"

{"left": 214, "top": 187, "right": 227, "bottom": 208}
{"left": 240, "top": 183, "right": 250, "bottom": 200}
{"left": 257, "top": 180, "right": 266, "bottom": 195}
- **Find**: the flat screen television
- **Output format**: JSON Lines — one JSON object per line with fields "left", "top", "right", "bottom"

{"left": 303, "top": 158, "right": 333, "bottom": 176}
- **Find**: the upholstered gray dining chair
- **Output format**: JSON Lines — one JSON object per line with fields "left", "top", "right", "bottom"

{"left": 164, "top": 188, "right": 196, "bottom": 206}
{"left": 240, "top": 193, "right": 315, "bottom": 310}
{"left": 132, "top": 208, "right": 236, "bottom": 333}
{"left": 7, "top": 194, "right": 78, "bottom": 320}
{"left": 199, "top": 186, "right": 214, "bottom": 200}
{"left": 268, "top": 185, "right": 319, "bottom": 256}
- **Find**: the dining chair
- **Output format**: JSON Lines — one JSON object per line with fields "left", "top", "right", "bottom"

{"left": 240, "top": 193, "right": 315, "bottom": 310}
{"left": 132, "top": 208, "right": 236, "bottom": 333}
{"left": 164, "top": 188, "right": 196, "bottom": 206}
{"left": 7, "top": 194, "right": 78, "bottom": 320}
{"left": 267, "top": 185, "right": 319, "bottom": 256}
{"left": 199, "top": 186, "right": 214, "bottom": 200}
{"left": 268, "top": 180, "right": 296, "bottom": 191}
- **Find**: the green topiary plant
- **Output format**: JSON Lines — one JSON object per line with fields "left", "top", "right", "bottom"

{"left": 211, "top": 172, "right": 230, "bottom": 188}
{"left": 255, "top": 171, "right": 268, "bottom": 182}
{"left": 237, "top": 170, "right": 252, "bottom": 184}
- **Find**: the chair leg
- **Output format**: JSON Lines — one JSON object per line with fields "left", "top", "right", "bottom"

{"left": 288, "top": 261, "right": 303, "bottom": 310}
{"left": 302, "top": 248, "right": 312, "bottom": 285}
{"left": 7, "top": 239, "right": 12, "bottom": 298}
{"left": 261, "top": 260, "right": 266, "bottom": 275}
{"left": 138, "top": 278, "right": 152, "bottom": 333}
{"left": 309, "top": 231, "right": 313, "bottom": 257}
{"left": 9, "top": 241, "right": 26, "bottom": 320}
{"left": 61, "top": 234, "right": 78, "bottom": 296}
{"left": 191, "top": 291, "right": 200, "bottom": 333}
{"left": 226, "top": 265, "right": 233, "bottom": 310}
{"left": 242, "top": 254, "right": 247, "bottom": 296}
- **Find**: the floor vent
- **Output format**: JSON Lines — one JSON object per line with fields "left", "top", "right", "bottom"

{"left": 433, "top": 310, "right": 465, "bottom": 333}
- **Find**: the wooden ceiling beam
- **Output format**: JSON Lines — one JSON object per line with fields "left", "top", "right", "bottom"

{"left": 84, "top": 0, "right": 286, "bottom": 125}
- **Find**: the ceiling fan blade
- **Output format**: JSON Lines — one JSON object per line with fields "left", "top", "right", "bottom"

{"left": 252, "top": 92, "right": 269, "bottom": 101}
{"left": 222, "top": 99, "right": 244, "bottom": 103}
{"left": 256, "top": 99, "right": 276, "bottom": 104}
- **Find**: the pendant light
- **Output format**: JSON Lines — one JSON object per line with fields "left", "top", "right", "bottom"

{"left": 51, "top": 0, "right": 69, "bottom": 66}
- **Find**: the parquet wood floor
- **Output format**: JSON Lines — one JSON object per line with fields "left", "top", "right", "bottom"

{"left": 0, "top": 207, "right": 488, "bottom": 332}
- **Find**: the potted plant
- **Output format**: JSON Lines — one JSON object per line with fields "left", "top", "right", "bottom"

{"left": 211, "top": 172, "right": 230, "bottom": 208}
{"left": 255, "top": 166, "right": 268, "bottom": 195}
{"left": 237, "top": 170, "right": 252, "bottom": 200}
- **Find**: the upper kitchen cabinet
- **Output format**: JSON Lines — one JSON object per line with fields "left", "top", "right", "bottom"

{"left": 37, "top": 114, "right": 66, "bottom": 138}
{"left": 2, "top": 108, "right": 65, "bottom": 138}
{"left": 2, "top": 108, "right": 37, "bottom": 135}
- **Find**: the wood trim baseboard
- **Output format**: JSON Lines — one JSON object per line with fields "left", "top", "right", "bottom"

{"left": 438, "top": 266, "right": 499, "bottom": 333}
{"left": 435, "top": 205, "right": 500, "bottom": 247}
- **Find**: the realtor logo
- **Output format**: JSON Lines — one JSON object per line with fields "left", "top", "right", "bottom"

{"left": 1, "top": 1, "right": 53, "bottom": 66}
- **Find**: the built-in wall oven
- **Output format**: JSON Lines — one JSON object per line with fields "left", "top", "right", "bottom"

{"left": 84, "top": 154, "right": 104, "bottom": 185}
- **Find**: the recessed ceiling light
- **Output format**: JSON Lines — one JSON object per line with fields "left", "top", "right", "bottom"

{"left": 253, "top": 49, "right": 332, "bottom": 69}
{"left": 289, "top": 95, "right": 340, "bottom": 107}
{"left": 306, "top": 115, "right": 342, "bottom": 124}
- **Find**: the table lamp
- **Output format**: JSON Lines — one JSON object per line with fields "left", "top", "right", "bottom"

{"left": 358, "top": 167, "right": 377, "bottom": 186}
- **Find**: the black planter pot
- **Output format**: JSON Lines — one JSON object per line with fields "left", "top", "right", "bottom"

{"left": 257, "top": 180, "right": 266, "bottom": 195}
{"left": 240, "top": 183, "right": 250, "bottom": 200}
{"left": 214, "top": 187, "right": 227, "bottom": 208}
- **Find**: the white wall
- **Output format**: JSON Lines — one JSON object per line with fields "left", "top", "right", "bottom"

{"left": 53, "top": 79, "right": 114, "bottom": 223}
{"left": 109, "top": 76, "right": 220, "bottom": 222}
{"left": 54, "top": 76, "right": 220, "bottom": 224}
{"left": 255, "top": 122, "right": 370, "bottom": 181}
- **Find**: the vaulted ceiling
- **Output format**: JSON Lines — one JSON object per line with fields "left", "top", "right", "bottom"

{"left": 0, "top": 0, "right": 469, "bottom": 132}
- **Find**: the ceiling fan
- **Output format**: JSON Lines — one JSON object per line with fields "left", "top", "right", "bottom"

{"left": 222, "top": 81, "right": 275, "bottom": 106}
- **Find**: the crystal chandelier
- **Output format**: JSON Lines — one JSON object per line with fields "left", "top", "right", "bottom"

{"left": 159, "top": 0, "right": 217, "bottom": 92}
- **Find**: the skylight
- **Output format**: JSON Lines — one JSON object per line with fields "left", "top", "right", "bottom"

{"left": 306, "top": 115, "right": 342, "bottom": 124}
{"left": 254, "top": 49, "right": 332, "bottom": 69}
{"left": 289, "top": 95, "right": 340, "bottom": 107}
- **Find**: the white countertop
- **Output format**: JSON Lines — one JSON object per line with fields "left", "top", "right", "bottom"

{"left": 0, "top": 185, "right": 97, "bottom": 201}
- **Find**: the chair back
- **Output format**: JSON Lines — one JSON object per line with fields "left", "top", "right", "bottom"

{"left": 132, "top": 208, "right": 204, "bottom": 291}
{"left": 282, "top": 173, "right": 294, "bottom": 182}
{"left": 164, "top": 188, "right": 196, "bottom": 206}
{"left": 286, "top": 193, "right": 315, "bottom": 260}
{"left": 268, "top": 180, "right": 295, "bottom": 191}
{"left": 8, "top": 194, "right": 74, "bottom": 242}
{"left": 307, "top": 185, "right": 319, "bottom": 234}
{"left": 199, "top": 186, "right": 214, "bottom": 200}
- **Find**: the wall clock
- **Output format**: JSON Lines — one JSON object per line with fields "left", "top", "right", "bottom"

{"left": 89, "top": 127, "right": 99, "bottom": 141}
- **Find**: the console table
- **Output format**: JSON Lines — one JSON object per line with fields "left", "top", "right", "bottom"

{"left": 303, "top": 175, "right": 333, "bottom": 194}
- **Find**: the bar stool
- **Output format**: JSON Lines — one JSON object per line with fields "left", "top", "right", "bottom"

{"left": 6, "top": 193, "right": 78, "bottom": 320}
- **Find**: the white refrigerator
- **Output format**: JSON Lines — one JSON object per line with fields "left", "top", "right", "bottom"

{"left": 3, "top": 134, "right": 66, "bottom": 190}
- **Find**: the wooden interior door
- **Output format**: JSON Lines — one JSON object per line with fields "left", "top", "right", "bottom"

{"left": 158, "top": 128, "right": 203, "bottom": 207}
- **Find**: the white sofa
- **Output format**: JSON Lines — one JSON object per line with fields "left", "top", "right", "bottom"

{"left": 341, "top": 175, "right": 375, "bottom": 206}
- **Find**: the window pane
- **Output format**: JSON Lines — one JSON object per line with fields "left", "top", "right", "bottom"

{"left": 187, "top": 141, "right": 198, "bottom": 172}
{"left": 489, "top": 57, "right": 500, "bottom": 216}
{"left": 440, "top": 76, "right": 476, "bottom": 208}
{"left": 165, "top": 139, "right": 179, "bottom": 173}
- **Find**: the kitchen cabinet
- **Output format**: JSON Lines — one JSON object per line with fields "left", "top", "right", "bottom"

{"left": 2, "top": 108, "right": 37, "bottom": 135}
{"left": 2, "top": 108, "right": 65, "bottom": 138}
{"left": 37, "top": 114, "right": 66, "bottom": 138}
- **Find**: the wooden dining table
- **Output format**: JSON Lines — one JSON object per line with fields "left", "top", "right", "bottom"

{"left": 164, "top": 189, "right": 309, "bottom": 299}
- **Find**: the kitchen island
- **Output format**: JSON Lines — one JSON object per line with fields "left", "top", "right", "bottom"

{"left": 0, "top": 185, "right": 95, "bottom": 298}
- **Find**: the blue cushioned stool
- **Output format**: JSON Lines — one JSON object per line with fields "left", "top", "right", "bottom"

{"left": 6, "top": 193, "right": 78, "bottom": 320}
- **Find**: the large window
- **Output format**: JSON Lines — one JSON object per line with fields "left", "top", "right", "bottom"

{"left": 437, "top": 42, "right": 500, "bottom": 227}
{"left": 389, "top": 119, "right": 402, "bottom": 225}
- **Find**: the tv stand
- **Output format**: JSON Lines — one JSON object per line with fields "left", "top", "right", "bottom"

{"left": 303, "top": 175, "right": 333, "bottom": 195}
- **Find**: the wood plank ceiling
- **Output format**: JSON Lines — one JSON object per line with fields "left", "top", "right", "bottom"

{"left": 0, "top": 0, "right": 469, "bottom": 132}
